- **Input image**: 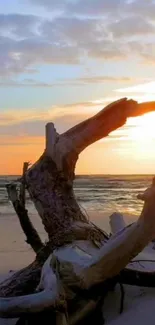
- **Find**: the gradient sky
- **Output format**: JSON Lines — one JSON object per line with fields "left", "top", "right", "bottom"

{"left": 1, "top": 0, "right": 155, "bottom": 175}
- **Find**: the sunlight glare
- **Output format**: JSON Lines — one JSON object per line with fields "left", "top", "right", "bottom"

{"left": 127, "top": 112, "right": 155, "bottom": 142}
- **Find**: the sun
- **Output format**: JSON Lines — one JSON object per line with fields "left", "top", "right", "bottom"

{"left": 127, "top": 112, "right": 155, "bottom": 142}
{"left": 120, "top": 111, "right": 155, "bottom": 160}
{"left": 105, "top": 110, "right": 155, "bottom": 162}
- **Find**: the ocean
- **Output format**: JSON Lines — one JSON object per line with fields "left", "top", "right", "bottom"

{"left": 0, "top": 174, "right": 153, "bottom": 272}
{"left": 0, "top": 174, "right": 153, "bottom": 215}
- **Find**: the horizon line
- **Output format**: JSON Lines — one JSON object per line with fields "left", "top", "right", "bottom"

{"left": 1, "top": 173, "right": 155, "bottom": 177}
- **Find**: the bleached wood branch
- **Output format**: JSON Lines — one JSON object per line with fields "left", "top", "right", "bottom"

{"left": 0, "top": 289, "right": 59, "bottom": 318}
{"left": 109, "top": 212, "right": 126, "bottom": 234}
{"left": 79, "top": 181, "right": 155, "bottom": 288}
{"left": 0, "top": 255, "right": 63, "bottom": 318}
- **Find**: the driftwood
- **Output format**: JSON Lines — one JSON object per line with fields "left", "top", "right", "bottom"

{"left": 1, "top": 98, "right": 155, "bottom": 323}
{"left": 6, "top": 163, "right": 43, "bottom": 254}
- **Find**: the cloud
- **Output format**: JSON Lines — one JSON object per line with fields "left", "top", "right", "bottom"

{"left": 77, "top": 76, "right": 132, "bottom": 83}
{"left": 139, "top": 44, "right": 155, "bottom": 64}
{"left": 28, "top": 0, "right": 126, "bottom": 16}
{"left": 1, "top": 94, "right": 149, "bottom": 139}
{"left": 128, "top": 0, "right": 155, "bottom": 20}
{"left": 75, "top": 76, "right": 149, "bottom": 84}
{"left": 68, "top": 0, "right": 126, "bottom": 16}
{"left": 0, "top": 76, "right": 140, "bottom": 87}
{"left": 0, "top": 101, "right": 96, "bottom": 129}
{"left": 108, "top": 16, "right": 154, "bottom": 38}
{"left": 41, "top": 17, "right": 103, "bottom": 44}
{"left": 0, "top": 1, "right": 155, "bottom": 77}
{"left": 115, "top": 81, "right": 155, "bottom": 104}
{"left": 40, "top": 17, "right": 129, "bottom": 60}
{"left": 0, "top": 98, "right": 119, "bottom": 137}
{"left": 120, "top": 40, "right": 155, "bottom": 65}
{"left": 0, "top": 79, "right": 62, "bottom": 88}
{"left": 0, "top": 14, "right": 40, "bottom": 38}
{"left": 0, "top": 95, "right": 147, "bottom": 151}
{"left": 85, "top": 40, "right": 127, "bottom": 60}
{"left": 27, "top": 0, "right": 155, "bottom": 20}
{"left": 116, "top": 81, "right": 155, "bottom": 94}
{"left": 0, "top": 35, "right": 80, "bottom": 76}
{"left": 28, "top": 0, "right": 69, "bottom": 11}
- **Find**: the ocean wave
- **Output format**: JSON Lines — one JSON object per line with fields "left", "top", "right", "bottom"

{"left": 0, "top": 175, "right": 152, "bottom": 216}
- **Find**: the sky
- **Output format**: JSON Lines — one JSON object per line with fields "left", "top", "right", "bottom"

{"left": 1, "top": 0, "right": 155, "bottom": 175}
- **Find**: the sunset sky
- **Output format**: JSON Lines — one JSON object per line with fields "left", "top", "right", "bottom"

{"left": 1, "top": 0, "right": 155, "bottom": 175}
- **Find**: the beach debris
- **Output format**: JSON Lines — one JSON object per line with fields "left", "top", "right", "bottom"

{"left": 1, "top": 98, "right": 155, "bottom": 323}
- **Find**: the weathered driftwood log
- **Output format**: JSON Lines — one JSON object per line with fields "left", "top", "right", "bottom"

{"left": 21, "top": 98, "right": 155, "bottom": 242}
{"left": 0, "top": 224, "right": 107, "bottom": 297}
{"left": 1, "top": 98, "right": 155, "bottom": 321}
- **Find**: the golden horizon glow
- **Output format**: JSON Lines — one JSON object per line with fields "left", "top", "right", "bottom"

{"left": 1, "top": 95, "right": 155, "bottom": 175}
